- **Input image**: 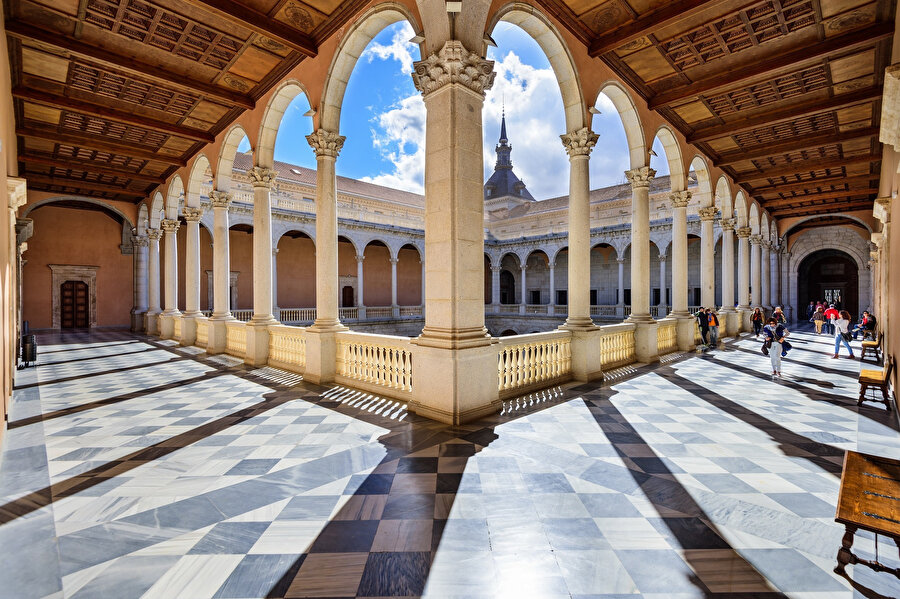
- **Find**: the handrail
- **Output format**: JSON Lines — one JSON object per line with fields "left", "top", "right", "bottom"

{"left": 497, "top": 330, "right": 572, "bottom": 399}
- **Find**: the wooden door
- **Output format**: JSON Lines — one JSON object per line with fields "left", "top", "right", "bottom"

{"left": 61, "top": 280, "right": 88, "bottom": 329}
{"left": 341, "top": 286, "right": 354, "bottom": 308}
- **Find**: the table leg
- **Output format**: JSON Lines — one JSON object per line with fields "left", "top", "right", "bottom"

{"left": 835, "top": 525, "right": 857, "bottom": 575}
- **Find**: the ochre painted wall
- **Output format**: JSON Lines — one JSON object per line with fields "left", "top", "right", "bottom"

{"left": 277, "top": 235, "right": 316, "bottom": 308}
{"left": 23, "top": 206, "right": 132, "bottom": 329}
{"left": 397, "top": 246, "right": 421, "bottom": 306}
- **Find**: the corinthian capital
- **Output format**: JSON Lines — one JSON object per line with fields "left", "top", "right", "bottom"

{"left": 412, "top": 41, "right": 495, "bottom": 98}
{"left": 736, "top": 226, "right": 751, "bottom": 239}
{"left": 749, "top": 234, "right": 762, "bottom": 245}
{"left": 248, "top": 166, "right": 278, "bottom": 189}
{"left": 160, "top": 219, "right": 180, "bottom": 234}
{"left": 560, "top": 128, "right": 599, "bottom": 158}
{"left": 698, "top": 206, "right": 718, "bottom": 221}
{"left": 306, "top": 129, "right": 346, "bottom": 159}
{"left": 669, "top": 190, "right": 691, "bottom": 208}
{"left": 625, "top": 166, "right": 655, "bottom": 189}
{"left": 209, "top": 190, "right": 232, "bottom": 209}
{"left": 146, "top": 228, "right": 163, "bottom": 241}
{"left": 721, "top": 218, "right": 736, "bottom": 231}
{"left": 182, "top": 207, "right": 204, "bottom": 222}
{"left": 133, "top": 235, "right": 149, "bottom": 248}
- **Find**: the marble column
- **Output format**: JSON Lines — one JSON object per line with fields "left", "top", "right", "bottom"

{"left": 769, "top": 245, "right": 780, "bottom": 308}
{"left": 272, "top": 247, "right": 280, "bottom": 321}
{"left": 698, "top": 206, "right": 717, "bottom": 309}
{"left": 750, "top": 234, "right": 762, "bottom": 309}
{"left": 206, "top": 191, "right": 233, "bottom": 354}
{"left": 736, "top": 227, "right": 752, "bottom": 330}
{"left": 180, "top": 206, "right": 203, "bottom": 345}
{"left": 519, "top": 264, "right": 527, "bottom": 314}
{"left": 658, "top": 254, "right": 667, "bottom": 312}
{"left": 131, "top": 233, "right": 149, "bottom": 332}
{"left": 391, "top": 257, "right": 399, "bottom": 317}
{"left": 548, "top": 261, "right": 555, "bottom": 315}
{"left": 625, "top": 166, "right": 658, "bottom": 363}
{"left": 356, "top": 254, "right": 366, "bottom": 318}
{"left": 409, "top": 40, "right": 498, "bottom": 424}
{"left": 244, "top": 166, "right": 278, "bottom": 365}
{"left": 144, "top": 228, "right": 162, "bottom": 335}
{"left": 668, "top": 191, "right": 694, "bottom": 349}
{"left": 491, "top": 265, "right": 501, "bottom": 310}
{"left": 420, "top": 259, "right": 426, "bottom": 312}
{"left": 158, "top": 218, "right": 181, "bottom": 339}
{"left": 760, "top": 242, "right": 771, "bottom": 310}
{"left": 561, "top": 128, "right": 599, "bottom": 331}
{"left": 719, "top": 218, "right": 739, "bottom": 335}
{"left": 616, "top": 257, "right": 625, "bottom": 319}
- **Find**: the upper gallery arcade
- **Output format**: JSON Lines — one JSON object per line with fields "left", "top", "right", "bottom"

{"left": 1, "top": 0, "right": 899, "bottom": 426}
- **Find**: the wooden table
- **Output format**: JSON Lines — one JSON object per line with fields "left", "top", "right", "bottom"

{"left": 835, "top": 450, "right": 900, "bottom": 578}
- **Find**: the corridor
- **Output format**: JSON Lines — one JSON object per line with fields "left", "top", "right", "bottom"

{"left": 1, "top": 329, "right": 899, "bottom": 598}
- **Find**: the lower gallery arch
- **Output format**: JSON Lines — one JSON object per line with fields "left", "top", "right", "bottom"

{"left": 796, "top": 250, "right": 861, "bottom": 318}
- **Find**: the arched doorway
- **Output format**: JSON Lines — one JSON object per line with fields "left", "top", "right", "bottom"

{"left": 797, "top": 249, "right": 859, "bottom": 318}
{"left": 499, "top": 270, "right": 516, "bottom": 304}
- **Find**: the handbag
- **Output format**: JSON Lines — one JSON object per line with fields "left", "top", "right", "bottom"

{"left": 761, "top": 338, "right": 771, "bottom": 356}
{"left": 841, "top": 331, "right": 852, "bottom": 342}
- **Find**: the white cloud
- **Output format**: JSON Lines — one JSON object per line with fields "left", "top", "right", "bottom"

{"left": 360, "top": 93, "right": 426, "bottom": 193}
{"left": 361, "top": 22, "right": 417, "bottom": 74}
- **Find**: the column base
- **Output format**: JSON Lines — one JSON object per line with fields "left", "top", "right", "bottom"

{"left": 568, "top": 328, "right": 603, "bottom": 382}
{"left": 632, "top": 320, "right": 660, "bottom": 363}
{"left": 413, "top": 326, "right": 493, "bottom": 350}
{"left": 561, "top": 316, "right": 596, "bottom": 331}
{"left": 245, "top": 321, "right": 275, "bottom": 366}
{"left": 409, "top": 343, "right": 500, "bottom": 425}
{"left": 626, "top": 313, "right": 654, "bottom": 323}
{"left": 131, "top": 309, "right": 146, "bottom": 333}
{"left": 144, "top": 311, "right": 160, "bottom": 336}
{"left": 180, "top": 314, "right": 200, "bottom": 346}
{"left": 674, "top": 315, "right": 696, "bottom": 351}
{"left": 722, "top": 310, "right": 741, "bottom": 337}
{"left": 206, "top": 316, "right": 234, "bottom": 354}
{"left": 737, "top": 307, "right": 752, "bottom": 332}
{"left": 159, "top": 312, "right": 179, "bottom": 339}
{"left": 302, "top": 326, "right": 345, "bottom": 384}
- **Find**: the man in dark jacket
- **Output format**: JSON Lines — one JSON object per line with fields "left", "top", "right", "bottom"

{"left": 695, "top": 307, "right": 709, "bottom": 346}
{"left": 852, "top": 311, "right": 877, "bottom": 340}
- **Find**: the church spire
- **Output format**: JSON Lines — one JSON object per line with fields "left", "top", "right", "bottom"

{"left": 495, "top": 108, "right": 512, "bottom": 170}
{"left": 484, "top": 108, "right": 535, "bottom": 203}
{"left": 499, "top": 107, "right": 508, "bottom": 144}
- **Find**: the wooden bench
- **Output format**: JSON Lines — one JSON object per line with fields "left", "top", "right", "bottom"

{"left": 858, "top": 357, "right": 894, "bottom": 410}
{"left": 860, "top": 331, "right": 883, "bottom": 362}
{"left": 835, "top": 450, "right": 900, "bottom": 579}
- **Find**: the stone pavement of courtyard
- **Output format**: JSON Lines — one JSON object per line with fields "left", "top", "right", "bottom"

{"left": 1, "top": 327, "right": 900, "bottom": 599}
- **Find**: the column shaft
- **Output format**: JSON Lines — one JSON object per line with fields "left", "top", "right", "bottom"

{"left": 699, "top": 207, "right": 716, "bottom": 308}
{"left": 161, "top": 219, "right": 180, "bottom": 314}
{"left": 391, "top": 258, "right": 398, "bottom": 306}
{"left": 750, "top": 236, "right": 762, "bottom": 307}
{"left": 626, "top": 167, "right": 655, "bottom": 320}
{"left": 183, "top": 208, "right": 202, "bottom": 315}
{"left": 737, "top": 228, "right": 751, "bottom": 308}
{"left": 520, "top": 266, "right": 527, "bottom": 313}
{"left": 760, "top": 244, "right": 770, "bottom": 309}
{"left": 563, "top": 150, "right": 594, "bottom": 328}
{"left": 148, "top": 230, "right": 161, "bottom": 313}
{"left": 491, "top": 266, "right": 500, "bottom": 308}
{"left": 210, "top": 192, "right": 232, "bottom": 318}
{"left": 617, "top": 259, "right": 625, "bottom": 305}
{"left": 669, "top": 192, "right": 690, "bottom": 315}
{"left": 249, "top": 168, "right": 276, "bottom": 323}
{"left": 658, "top": 256, "right": 667, "bottom": 309}
{"left": 720, "top": 221, "right": 735, "bottom": 310}
{"left": 357, "top": 255, "right": 365, "bottom": 308}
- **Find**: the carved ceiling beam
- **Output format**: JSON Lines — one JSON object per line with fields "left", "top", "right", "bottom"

{"left": 649, "top": 23, "right": 894, "bottom": 109}
{"left": 18, "top": 153, "right": 166, "bottom": 184}
{"left": 761, "top": 187, "right": 879, "bottom": 208}
{"left": 689, "top": 87, "right": 882, "bottom": 144}
{"left": 12, "top": 87, "right": 215, "bottom": 144}
{"left": 17, "top": 127, "right": 186, "bottom": 166}
{"left": 5, "top": 20, "right": 255, "bottom": 109}
{"left": 715, "top": 127, "right": 879, "bottom": 166}
{"left": 749, "top": 173, "right": 881, "bottom": 196}
{"left": 23, "top": 174, "right": 149, "bottom": 197}
{"left": 181, "top": 0, "right": 317, "bottom": 58}
{"left": 588, "top": 0, "right": 727, "bottom": 57}
{"left": 734, "top": 153, "right": 881, "bottom": 183}
{"left": 767, "top": 200, "right": 874, "bottom": 217}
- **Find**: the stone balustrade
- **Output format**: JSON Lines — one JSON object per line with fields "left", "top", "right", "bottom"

{"left": 232, "top": 309, "right": 254, "bottom": 322}
{"left": 268, "top": 324, "right": 307, "bottom": 373}
{"left": 656, "top": 317, "right": 678, "bottom": 355}
{"left": 497, "top": 331, "right": 572, "bottom": 399}
{"left": 599, "top": 323, "right": 637, "bottom": 368}
{"left": 196, "top": 318, "right": 209, "bottom": 348}
{"left": 225, "top": 321, "right": 247, "bottom": 357}
{"left": 335, "top": 332, "right": 414, "bottom": 401}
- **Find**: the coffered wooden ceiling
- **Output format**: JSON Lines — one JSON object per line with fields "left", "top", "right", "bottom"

{"left": 542, "top": 0, "right": 895, "bottom": 220}
{"left": 4, "top": 0, "right": 368, "bottom": 202}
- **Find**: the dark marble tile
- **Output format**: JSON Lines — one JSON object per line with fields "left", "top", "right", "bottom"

{"left": 189, "top": 522, "right": 270, "bottom": 554}
{"left": 278, "top": 495, "right": 340, "bottom": 520}
{"left": 397, "top": 457, "right": 439, "bottom": 473}
{"left": 648, "top": 517, "right": 730, "bottom": 550}
{"left": 344, "top": 474, "right": 394, "bottom": 495}
{"left": 213, "top": 553, "right": 305, "bottom": 598}
{"left": 382, "top": 494, "right": 436, "bottom": 520}
{"left": 308, "top": 520, "right": 379, "bottom": 553}
{"left": 439, "top": 443, "right": 477, "bottom": 457}
{"left": 630, "top": 457, "right": 684, "bottom": 474}
{"left": 356, "top": 551, "right": 430, "bottom": 597}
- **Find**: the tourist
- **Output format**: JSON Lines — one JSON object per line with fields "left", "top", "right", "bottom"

{"left": 696, "top": 307, "right": 709, "bottom": 346}
{"left": 851, "top": 311, "right": 877, "bottom": 340}
{"left": 806, "top": 301, "right": 815, "bottom": 320}
{"left": 831, "top": 309, "right": 855, "bottom": 360}
{"left": 823, "top": 303, "right": 840, "bottom": 335}
{"left": 811, "top": 305, "right": 826, "bottom": 335}
{"left": 762, "top": 317, "right": 788, "bottom": 377}
{"left": 751, "top": 307, "right": 764, "bottom": 338}
{"left": 773, "top": 306, "right": 786, "bottom": 324}
{"left": 707, "top": 308, "right": 720, "bottom": 349}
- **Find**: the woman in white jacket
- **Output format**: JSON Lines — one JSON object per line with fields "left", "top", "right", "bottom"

{"left": 831, "top": 309, "right": 855, "bottom": 360}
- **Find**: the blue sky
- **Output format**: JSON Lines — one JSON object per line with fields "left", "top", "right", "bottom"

{"left": 261, "top": 21, "right": 670, "bottom": 199}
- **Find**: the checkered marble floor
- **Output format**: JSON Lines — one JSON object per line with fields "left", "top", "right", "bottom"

{"left": 2, "top": 327, "right": 900, "bottom": 598}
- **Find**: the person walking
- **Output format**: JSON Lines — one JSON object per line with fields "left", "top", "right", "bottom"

{"left": 696, "top": 307, "right": 709, "bottom": 347}
{"left": 707, "top": 309, "right": 720, "bottom": 349}
{"left": 751, "top": 307, "right": 764, "bottom": 338}
{"left": 773, "top": 306, "right": 786, "bottom": 324}
{"left": 811, "top": 305, "right": 826, "bottom": 335}
{"left": 831, "top": 309, "right": 855, "bottom": 359}
{"left": 762, "top": 317, "right": 788, "bottom": 377}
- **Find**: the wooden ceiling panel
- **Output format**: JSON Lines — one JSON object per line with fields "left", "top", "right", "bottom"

{"left": 274, "top": 1, "right": 328, "bottom": 33}
{"left": 829, "top": 48, "right": 876, "bottom": 83}
{"left": 227, "top": 45, "right": 283, "bottom": 82}
{"left": 823, "top": 3, "right": 878, "bottom": 36}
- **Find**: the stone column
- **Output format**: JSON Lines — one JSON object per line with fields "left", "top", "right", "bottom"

{"left": 206, "top": 191, "right": 233, "bottom": 354}
{"left": 658, "top": 254, "right": 667, "bottom": 312}
{"left": 409, "top": 40, "right": 499, "bottom": 424}
{"left": 750, "top": 234, "right": 762, "bottom": 309}
{"left": 561, "top": 128, "right": 599, "bottom": 331}
{"left": 760, "top": 241, "right": 771, "bottom": 310}
{"left": 131, "top": 233, "right": 149, "bottom": 332}
{"left": 272, "top": 247, "right": 280, "bottom": 321}
{"left": 304, "top": 129, "right": 348, "bottom": 383}
{"left": 391, "top": 257, "right": 400, "bottom": 317}
{"left": 668, "top": 191, "right": 694, "bottom": 349}
{"left": 548, "top": 261, "right": 555, "bottom": 315}
{"left": 719, "top": 218, "right": 739, "bottom": 335}
{"left": 158, "top": 218, "right": 181, "bottom": 339}
{"left": 698, "top": 206, "right": 717, "bottom": 309}
{"left": 243, "top": 166, "right": 279, "bottom": 365}
{"left": 616, "top": 257, "right": 625, "bottom": 319}
{"left": 769, "top": 245, "right": 780, "bottom": 308}
{"left": 736, "top": 227, "right": 752, "bottom": 330}
{"left": 491, "top": 265, "right": 501, "bottom": 311}
{"left": 625, "top": 166, "right": 658, "bottom": 363}
{"left": 519, "top": 264, "right": 527, "bottom": 314}
{"left": 144, "top": 228, "right": 162, "bottom": 334}
{"left": 180, "top": 206, "right": 203, "bottom": 345}
{"left": 420, "top": 258, "right": 426, "bottom": 311}
{"left": 356, "top": 254, "right": 366, "bottom": 318}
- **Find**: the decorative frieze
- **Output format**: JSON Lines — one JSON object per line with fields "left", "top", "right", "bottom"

{"left": 749, "top": 234, "right": 762, "bottom": 245}
{"left": 248, "top": 166, "right": 278, "bottom": 188}
{"left": 625, "top": 167, "right": 655, "bottom": 189}
{"left": 132, "top": 235, "right": 149, "bottom": 248}
{"left": 306, "top": 129, "right": 345, "bottom": 159}
{"left": 669, "top": 190, "right": 691, "bottom": 208}
{"left": 412, "top": 40, "right": 495, "bottom": 98}
{"left": 560, "top": 128, "right": 599, "bottom": 158}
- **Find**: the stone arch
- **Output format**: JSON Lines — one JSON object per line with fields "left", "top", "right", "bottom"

{"left": 689, "top": 155, "right": 713, "bottom": 208}
{"left": 595, "top": 82, "right": 646, "bottom": 169}
{"left": 782, "top": 215, "right": 873, "bottom": 237}
{"left": 319, "top": 3, "right": 421, "bottom": 134}
{"left": 338, "top": 234, "right": 361, "bottom": 258}
{"left": 23, "top": 196, "right": 134, "bottom": 229}
{"left": 760, "top": 212, "right": 770, "bottom": 240}
{"left": 489, "top": 3, "right": 584, "bottom": 132}
{"left": 653, "top": 125, "right": 685, "bottom": 191}
{"left": 217, "top": 124, "right": 251, "bottom": 191}
{"left": 749, "top": 202, "right": 760, "bottom": 234}
{"left": 274, "top": 225, "right": 316, "bottom": 246}
{"left": 258, "top": 80, "right": 312, "bottom": 169}
{"left": 734, "top": 190, "right": 748, "bottom": 227}
{"left": 149, "top": 191, "right": 165, "bottom": 227}
{"left": 362, "top": 236, "right": 397, "bottom": 260}
{"left": 137, "top": 204, "right": 149, "bottom": 235}
{"left": 166, "top": 175, "right": 184, "bottom": 219}
{"left": 714, "top": 175, "right": 733, "bottom": 217}
{"left": 186, "top": 154, "right": 213, "bottom": 208}
{"left": 551, "top": 246, "right": 568, "bottom": 265}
